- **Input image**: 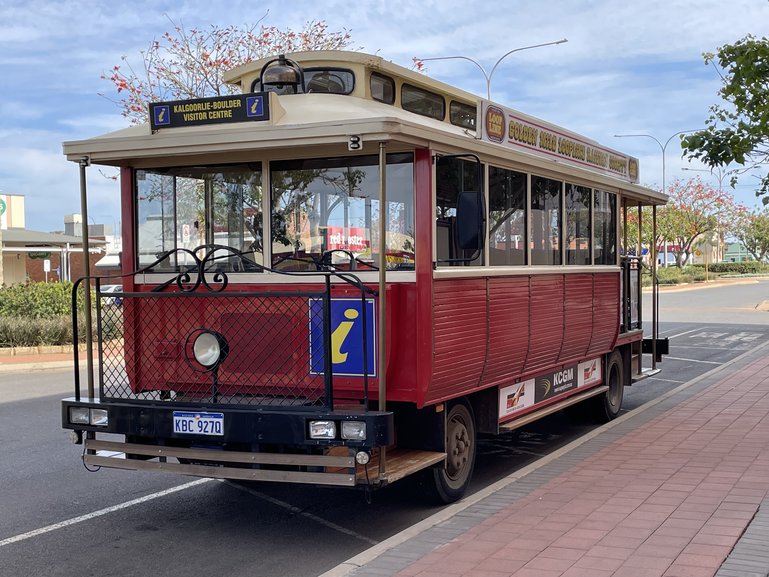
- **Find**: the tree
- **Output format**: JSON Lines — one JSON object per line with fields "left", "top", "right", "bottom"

{"left": 735, "top": 208, "right": 769, "bottom": 262}
{"left": 624, "top": 178, "right": 745, "bottom": 267}
{"left": 681, "top": 35, "right": 769, "bottom": 201}
{"left": 101, "top": 15, "right": 353, "bottom": 125}
{"left": 662, "top": 177, "right": 745, "bottom": 267}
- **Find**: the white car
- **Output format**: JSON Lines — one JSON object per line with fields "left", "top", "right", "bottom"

{"left": 100, "top": 284, "right": 123, "bottom": 305}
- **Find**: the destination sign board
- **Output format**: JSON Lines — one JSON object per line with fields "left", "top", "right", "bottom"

{"left": 149, "top": 93, "right": 270, "bottom": 131}
{"left": 480, "top": 100, "right": 639, "bottom": 184}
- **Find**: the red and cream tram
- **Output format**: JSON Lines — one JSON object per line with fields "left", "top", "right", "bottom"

{"left": 61, "top": 51, "right": 667, "bottom": 502}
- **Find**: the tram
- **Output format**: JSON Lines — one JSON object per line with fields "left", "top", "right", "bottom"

{"left": 61, "top": 51, "right": 667, "bottom": 502}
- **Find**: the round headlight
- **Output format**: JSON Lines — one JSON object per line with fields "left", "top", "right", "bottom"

{"left": 193, "top": 331, "right": 222, "bottom": 367}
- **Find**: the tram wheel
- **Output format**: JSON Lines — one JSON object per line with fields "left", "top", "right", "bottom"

{"left": 592, "top": 350, "right": 624, "bottom": 422}
{"left": 430, "top": 400, "right": 476, "bottom": 504}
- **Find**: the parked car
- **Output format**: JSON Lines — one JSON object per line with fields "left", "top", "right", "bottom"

{"left": 100, "top": 284, "right": 123, "bottom": 305}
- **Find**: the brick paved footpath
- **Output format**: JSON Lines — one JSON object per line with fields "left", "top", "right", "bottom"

{"left": 330, "top": 342, "right": 769, "bottom": 577}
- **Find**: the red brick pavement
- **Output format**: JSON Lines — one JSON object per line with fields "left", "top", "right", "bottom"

{"left": 396, "top": 354, "right": 769, "bottom": 577}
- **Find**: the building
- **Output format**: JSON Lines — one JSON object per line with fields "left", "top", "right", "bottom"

{"left": 0, "top": 194, "right": 107, "bottom": 285}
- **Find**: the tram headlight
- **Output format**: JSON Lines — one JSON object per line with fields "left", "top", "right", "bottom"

{"left": 309, "top": 420, "right": 336, "bottom": 439}
{"left": 69, "top": 407, "right": 90, "bottom": 425}
{"left": 190, "top": 330, "right": 229, "bottom": 370}
{"left": 341, "top": 421, "right": 366, "bottom": 441}
{"left": 68, "top": 407, "right": 109, "bottom": 427}
{"left": 90, "top": 409, "right": 109, "bottom": 426}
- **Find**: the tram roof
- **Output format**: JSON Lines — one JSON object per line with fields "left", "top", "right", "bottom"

{"left": 62, "top": 50, "right": 667, "bottom": 206}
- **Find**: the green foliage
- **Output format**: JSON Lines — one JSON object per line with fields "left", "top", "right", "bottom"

{"left": 0, "top": 282, "right": 102, "bottom": 347}
{"left": 681, "top": 35, "right": 769, "bottom": 200}
{"left": 654, "top": 266, "right": 695, "bottom": 285}
{"left": 701, "top": 261, "right": 769, "bottom": 274}
{"left": 735, "top": 208, "right": 769, "bottom": 261}
{"left": 0, "top": 282, "right": 77, "bottom": 318}
{"left": 0, "top": 316, "right": 90, "bottom": 347}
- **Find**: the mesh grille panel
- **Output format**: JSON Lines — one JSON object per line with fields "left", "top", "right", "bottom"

{"left": 97, "top": 291, "right": 330, "bottom": 408}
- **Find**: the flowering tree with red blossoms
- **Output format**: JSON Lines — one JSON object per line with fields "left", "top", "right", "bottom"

{"left": 625, "top": 177, "right": 746, "bottom": 267}
{"left": 101, "top": 16, "right": 353, "bottom": 125}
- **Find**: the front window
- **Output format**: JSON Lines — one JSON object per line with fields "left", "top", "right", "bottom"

{"left": 135, "top": 165, "right": 262, "bottom": 271}
{"left": 251, "top": 67, "right": 355, "bottom": 95}
{"left": 270, "top": 154, "right": 415, "bottom": 271}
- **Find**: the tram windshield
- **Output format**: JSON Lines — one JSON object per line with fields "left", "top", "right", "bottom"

{"left": 135, "top": 153, "right": 415, "bottom": 272}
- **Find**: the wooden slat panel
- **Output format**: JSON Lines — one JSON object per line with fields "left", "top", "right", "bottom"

{"left": 525, "top": 275, "right": 564, "bottom": 373}
{"left": 431, "top": 279, "right": 487, "bottom": 399}
{"left": 360, "top": 448, "right": 446, "bottom": 484}
{"left": 589, "top": 273, "right": 620, "bottom": 355}
{"left": 484, "top": 276, "right": 530, "bottom": 386}
{"left": 560, "top": 274, "right": 594, "bottom": 361}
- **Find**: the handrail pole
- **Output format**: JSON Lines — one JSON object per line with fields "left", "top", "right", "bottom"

{"left": 377, "top": 142, "right": 387, "bottom": 478}
{"left": 79, "top": 158, "right": 95, "bottom": 402}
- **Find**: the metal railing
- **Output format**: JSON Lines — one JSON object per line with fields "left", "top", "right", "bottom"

{"left": 72, "top": 245, "right": 375, "bottom": 411}
{"left": 621, "top": 256, "right": 643, "bottom": 332}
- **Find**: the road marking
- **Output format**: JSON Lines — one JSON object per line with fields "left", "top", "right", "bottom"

{"left": 664, "top": 356, "right": 722, "bottom": 365}
{"left": 223, "top": 480, "right": 378, "bottom": 546}
{"left": 0, "top": 479, "right": 211, "bottom": 548}
{"left": 664, "top": 328, "right": 708, "bottom": 339}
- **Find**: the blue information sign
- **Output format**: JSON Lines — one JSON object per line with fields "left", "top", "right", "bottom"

{"left": 309, "top": 298, "right": 377, "bottom": 377}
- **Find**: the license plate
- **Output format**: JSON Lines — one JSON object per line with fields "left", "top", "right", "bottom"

{"left": 172, "top": 411, "right": 224, "bottom": 436}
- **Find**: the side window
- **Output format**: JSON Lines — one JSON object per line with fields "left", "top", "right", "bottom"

{"left": 449, "top": 101, "right": 476, "bottom": 130}
{"left": 435, "top": 156, "right": 483, "bottom": 266}
{"left": 594, "top": 190, "right": 617, "bottom": 265}
{"left": 530, "top": 176, "right": 562, "bottom": 266}
{"left": 489, "top": 166, "right": 526, "bottom": 265}
{"left": 401, "top": 84, "right": 445, "bottom": 120}
{"left": 370, "top": 73, "right": 395, "bottom": 104}
{"left": 565, "top": 184, "right": 591, "bottom": 265}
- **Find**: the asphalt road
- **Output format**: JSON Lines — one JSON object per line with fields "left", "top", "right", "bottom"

{"left": 1, "top": 280, "right": 768, "bottom": 577}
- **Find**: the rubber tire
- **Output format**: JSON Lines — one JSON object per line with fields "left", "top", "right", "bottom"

{"left": 593, "top": 350, "right": 624, "bottom": 422}
{"left": 430, "top": 400, "right": 476, "bottom": 504}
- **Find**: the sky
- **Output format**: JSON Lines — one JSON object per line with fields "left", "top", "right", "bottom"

{"left": 1, "top": 0, "right": 768, "bottom": 232}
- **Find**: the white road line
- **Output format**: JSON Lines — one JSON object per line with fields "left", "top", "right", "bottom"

{"left": 0, "top": 479, "right": 211, "bottom": 548}
{"left": 665, "top": 356, "right": 722, "bottom": 365}
{"left": 664, "top": 328, "right": 706, "bottom": 339}
{"left": 223, "top": 480, "right": 378, "bottom": 546}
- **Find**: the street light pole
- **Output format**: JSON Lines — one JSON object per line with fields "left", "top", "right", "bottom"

{"left": 613, "top": 130, "right": 701, "bottom": 193}
{"left": 418, "top": 39, "right": 568, "bottom": 101}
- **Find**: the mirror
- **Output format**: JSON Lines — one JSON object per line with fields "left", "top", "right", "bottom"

{"left": 456, "top": 191, "right": 484, "bottom": 251}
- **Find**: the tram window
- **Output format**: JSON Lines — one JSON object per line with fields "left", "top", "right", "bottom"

{"left": 401, "top": 84, "right": 445, "bottom": 121}
{"left": 449, "top": 101, "right": 476, "bottom": 131}
{"left": 489, "top": 166, "right": 526, "bottom": 266}
{"left": 530, "top": 176, "right": 562, "bottom": 266}
{"left": 270, "top": 153, "right": 414, "bottom": 271}
{"left": 251, "top": 67, "right": 354, "bottom": 95}
{"left": 135, "top": 165, "right": 263, "bottom": 272}
{"left": 371, "top": 73, "right": 395, "bottom": 104}
{"left": 435, "top": 156, "right": 484, "bottom": 266}
{"left": 565, "top": 184, "right": 591, "bottom": 265}
{"left": 594, "top": 190, "right": 617, "bottom": 265}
